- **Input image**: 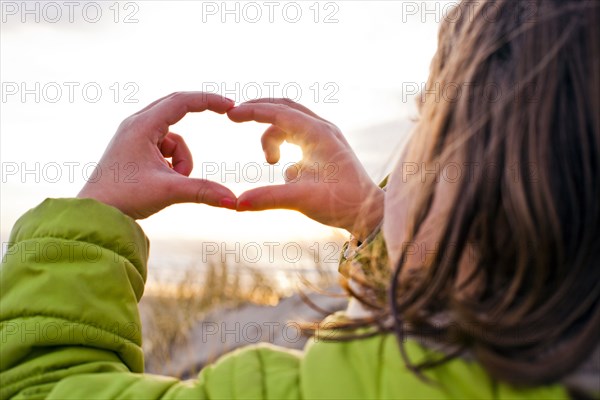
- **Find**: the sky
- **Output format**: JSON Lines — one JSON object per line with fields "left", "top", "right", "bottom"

{"left": 1, "top": 1, "right": 445, "bottom": 275}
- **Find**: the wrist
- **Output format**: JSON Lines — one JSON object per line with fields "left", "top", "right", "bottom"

{"left": 77, "top": 186, "right": 131, "bottom": 219}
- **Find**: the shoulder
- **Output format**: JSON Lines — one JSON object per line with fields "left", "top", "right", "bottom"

{"left": 301, "top": 333, "right": 568, "bottom": 400}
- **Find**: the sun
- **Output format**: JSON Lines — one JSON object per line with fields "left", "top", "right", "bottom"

{"left": 279, "top": 141, "right": 304, "bottom": 163}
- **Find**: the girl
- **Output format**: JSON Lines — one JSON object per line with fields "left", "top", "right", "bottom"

{"left": 1, "top": 0, "right": 598, "bottom": 398}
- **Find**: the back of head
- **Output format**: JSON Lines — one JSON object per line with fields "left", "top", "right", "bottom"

{"left": 393, "top": 0, "right": 600, "bottom": 389}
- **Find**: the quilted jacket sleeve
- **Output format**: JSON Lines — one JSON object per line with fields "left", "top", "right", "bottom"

{"left": 0, "top": 198, "right": 302, "bottom": 400}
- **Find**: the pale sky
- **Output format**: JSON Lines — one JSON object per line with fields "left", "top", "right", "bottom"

{"left": 1, "top": 1, "right": 445, "bottom": 270}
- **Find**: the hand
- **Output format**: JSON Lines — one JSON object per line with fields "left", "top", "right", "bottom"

{"left": 228, "top": 99, "right": 384, "bottom": 240}
{"left": 78, "top": 92, "right": 237, "bottom": 220}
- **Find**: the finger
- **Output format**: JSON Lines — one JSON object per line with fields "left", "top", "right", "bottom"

{"left": 131, "top": 93, "right": 175, "bottom": 117}
{"left": 139, "top": 92, "right": 235, "bottom": 139}
{"left": 159, "top": 132, "right": 193, "bottom": 176}
{"left": 168, "top": 175, "right": 237, "bottom": 210}
{"left": 283, "top": 161, "right": 304, "bottom": 183}
{"left": 228, "top": 103, "right": 324, "bottom": 146}
{"left": 244, "top": 98, "right": 329, "bottom": 123}
{"left": 261, "top": 125, "right": 287, "bottom": 164}
{"left": 236, "top": 184, "right": 303, "bottom": 212}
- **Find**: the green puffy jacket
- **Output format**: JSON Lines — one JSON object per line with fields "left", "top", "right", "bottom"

{"left": 1, "top": 198, "right": 568, "bottom": 399}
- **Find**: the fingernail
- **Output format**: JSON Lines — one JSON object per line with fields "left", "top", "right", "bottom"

{"left": 237, "top": 200, "right": 252, "bottom": 211}
{"left": 220, "top": 198, "right": 236, "bottom": 210}
{"left": 224, "top": 98, "right": 236, "bottom": 110}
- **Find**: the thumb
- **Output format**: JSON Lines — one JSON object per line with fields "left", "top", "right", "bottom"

{"left": 168, "top": 175, "right": 237, "bottom": 209}
{"left": 237, "top": 184, "right": 303, "bottom": 212}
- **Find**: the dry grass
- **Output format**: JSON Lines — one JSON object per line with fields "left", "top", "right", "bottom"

{"left": 139, "top": 239, "right": 342, "bottom": 374}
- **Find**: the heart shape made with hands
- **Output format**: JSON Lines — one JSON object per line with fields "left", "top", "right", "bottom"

{"left": 144, "top": 93, "right": 336, "bottom": 214}
{"left": 81, "top": 91, "right": 376, "bottom": 234}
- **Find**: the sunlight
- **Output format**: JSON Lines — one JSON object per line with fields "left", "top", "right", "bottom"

{"left": 279, "top": 141, "right": 304, "bottom": 164}
{"left": 0, "top": 1, "right": 439, "bottom": 264}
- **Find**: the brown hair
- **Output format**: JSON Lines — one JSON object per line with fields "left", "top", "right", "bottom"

{"left": 392, "top": 0, "right": 600, "bottom": 387}
{"left": 320, "top": 0, "right": 600, "bottom": 391}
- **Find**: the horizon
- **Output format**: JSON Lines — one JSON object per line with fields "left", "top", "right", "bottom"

{"left": 1, "top": 1, "right": 443, "bottom": 275}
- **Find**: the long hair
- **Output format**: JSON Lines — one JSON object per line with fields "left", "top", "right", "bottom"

{"left": 389, "top": 0, "right": 600, "bottom": 387}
